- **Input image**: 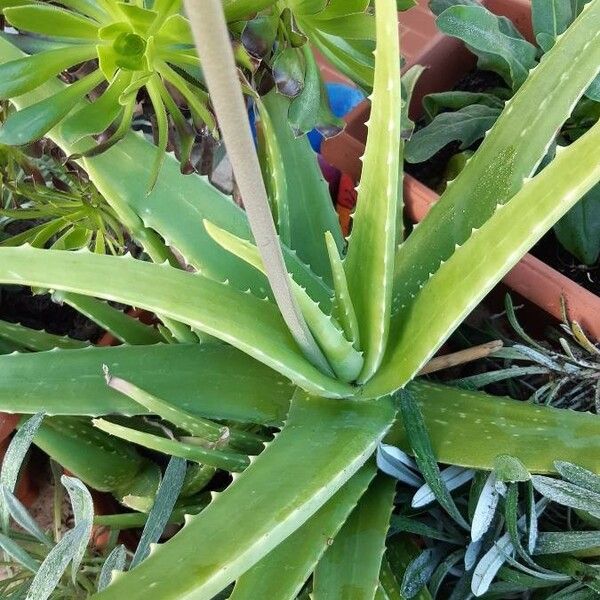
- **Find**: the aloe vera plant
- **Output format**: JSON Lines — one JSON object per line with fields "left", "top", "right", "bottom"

{"left": 0, "top": 0, "right": 598, "bottom": 597}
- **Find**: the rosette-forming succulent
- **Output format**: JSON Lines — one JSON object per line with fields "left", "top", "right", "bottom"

{"left": 0, "top": 0, "right": 597, "bottom": 598}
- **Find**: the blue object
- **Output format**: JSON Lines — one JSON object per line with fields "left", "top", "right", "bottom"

{"left": 308, "top": 83, "right": 366, "bottom": 152}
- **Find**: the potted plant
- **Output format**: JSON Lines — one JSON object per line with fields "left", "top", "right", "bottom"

{"left": 321, "top": 0, "right": 600, "bottom": 340}
{"left": 0, "top": 0, "right": 597, "bottom": 597}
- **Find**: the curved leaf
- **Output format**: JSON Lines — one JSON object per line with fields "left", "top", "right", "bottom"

{"left": 4, "top": 4, "right": 100, "bottom": 38}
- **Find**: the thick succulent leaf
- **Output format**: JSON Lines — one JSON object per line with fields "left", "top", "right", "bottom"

{"left": 553, "top": 181, "right": 600, "bottom": 265}
{"left": 343, "top": 0, "right": 401, "bottom": 382}
{"left": 0, "top": 44, "right": 96, "bottom": 99}
{"left": 0, "top": 318, "right": 89, "bottom": 350}
{"left": 222, "top": 0, "right": 276, "bottom": 22}
{"left": 204, "top": 221, "right": 363, "bottom": 382}
{"left": 55, "top": 291, "right": 164, "bottom": 345}
{"left": 0, "top": 246, "right": 352, "bottom": 397}
{"left": 62, "top": 70, "right": 132, "bottom": 143}
{"left": 92, "top": 418, "right": 249, "bottom": 471}
{"left": 35, "top": 417, "right": 160, "bottom": 509}
{"left": 386, "top": 381, "right": 600, "bottom": 474}
{"left": 312, "top": 473, "right": 396, "bottom": 600}
{"left": 389, "top": 0, "right": 600, "bottom": 349}
{"left": 4, "top": 4, "right": 100, "bottom": 38}
{"left": 257, "top": 91, "right": 343, "bottom": 284}
{"left": 0, "top": 69, "right": 104, "bottom": 145}
{"left": 230, "top": 463, "right": 377, "bottom": 600}
{"left": 371, "top": 105, "right": 600, "bottom": 396}
{"left": 0, "top": 343, "right": 294, "bottom": 425}
{"left": 92, "top": 391, "right": 395, "bottom": 600}
{"left": 405, "top": 104, "right": 502, "bottom": 164}
{"left": 436, "top": 5, "right": 537, "bottom": 89}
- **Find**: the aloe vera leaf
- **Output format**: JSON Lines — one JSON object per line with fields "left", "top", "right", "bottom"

{"left": 204, "top": 220, "right": 363, "bottom": 382}
{"left": 186, "top": 0, "right": 330, "bottom": 375}
{"left": 61, "top": 70, "right": 132, "bottom": 143}
{"left": 313, "top": 473, "right": 396, "bottom": 600}
{"left": 390, "top": 0, "right": 600, "bottom": 332}
{"left": 92, "top": 418, "right": 250, "bottom": 472}
{"left": 229, "top": 463, "right": 377, "bottom": 600}
{"left": 53, "top": 291, "right": 164, "bottom": 345}
{"left": 34, "top": 417, "right": 160, "bottom": 511}
{"left": 386, "top": 381, "right": 600, "bottom": 474}
{"left": 107, "top": 375, "right": 265, "bottom": 455}
{"left": 369, "top": 110, "right": 600, "bottom": 396}
{"left": 0, "top": 318, "right": 90, "bottom": 350}
{"left": 0, "top": 343, "right": 294, "bottom": 424}
{"left": 4, "top": 4, "right": 100, "bottom": 38}
{"left": 256, "top": 90, "right": 343, "bottom": 284}
{"left": 325, "top": 231, "right": 360, "bottom": 346}
{"left": 0, "top": 44, "right": 96, "bottom": 98}
{"left": 0, "top": 246, "right": 353, "bottom": 397}
{"left": 343, "top": 0, "right": 401, "bottom": 382}
{"left": 92, "top": 391, "right": 395, "bottom": 600}
{"left": 0, "top": 69, "right": 104, "bottom": 145}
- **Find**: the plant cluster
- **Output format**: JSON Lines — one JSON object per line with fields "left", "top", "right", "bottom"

{"left": 0, "top": 0, "right": 596, "bottom": 598}
{"left": 405, "top": 0, "right": 600, "bottom": 266}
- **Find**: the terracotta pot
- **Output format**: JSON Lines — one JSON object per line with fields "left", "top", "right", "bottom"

{"left": 319, "top": 0, "right": 600, "bottom": 341}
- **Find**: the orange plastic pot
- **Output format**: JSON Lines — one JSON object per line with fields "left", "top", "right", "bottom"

{"left": 319, "top": 0, "right": 600, "bottom": 340}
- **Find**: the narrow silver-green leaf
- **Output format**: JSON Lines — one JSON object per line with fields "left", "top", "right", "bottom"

{"left": 98, "top": 545, "right": 127, "bottom": 591}
{"left": 131, "top": 457, "right": 186, "bottom": 569}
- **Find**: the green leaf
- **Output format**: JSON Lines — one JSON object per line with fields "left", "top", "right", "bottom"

{"left": 343, "top": 0, "right": 401, "bottom": 382}
{"left": 494, "top": 455, "right": 531, "bottom": 482}
{"left": 428, "top": 0, "right": 479, "bottom": 16}
{"left": 388, "top": 381, "right": 600, "bottom": 475}
{"left": 204, "top": 220, "right": 363, "bottom": 382}
{"left": 273, "top": 47, "right": 305, "bottom": 98}
{"left": 312, "top": 473, "right": 396, "bottom": 600}
{"left": 422, "top": 91, "right": 505, "bottom": 120}
{"left": 98, "top": 545, "right": 127, "bottom": 591}
{"left": 35, "top": 417, "right": 160, "bottom": 511}
{"left": 554, "top": 461, "right": 600, "bottom": 494}
{"left": 0, "top": 318, "right": 90, "bottom": 350}
{"left": 258, "top": 90, "right": 344, "bottom": 284}
{"left": 0, "top": 69, "right": 104, "bottom": 145}
{"left": 2, "top": 487, "right": 52, "bottom": 546}
{"left": 62, "top": 70, "right": 132, "bottom": 143}
{"left": 0, "top": 413, "right": 44, "bottom": 532}
{"left": 92, "top": 418, "right": 250, "bottom": 472}
{"left": 386, "top": 535, "right": 433, "bottom": 600}
{"left": 0, "top": 531, "right": 39, "bottom": 573}
{"left": 61, "top": 475, "right": 94, "bottom": 583}
{"left": 531, "top": 475, "right": 600, "bottom": 517}
{"left": 532, "top": 0, "right": 575, "bottom": 51}
{"left": 0, "top": 343, "right": 294, "bottom": 424}
{"left": 0, "top": 246, "right": 352, "bottom": 397}
{"left": 370, "top": 99, "right": 600, "bottom": 397}
{"left": 230, "top": 463, "right": 377, "bottom": 600}
{"left": 4, "top": 4, "right": 100, "bottom": 38}
{"left": 534, "top": 531, "right": 600, "bottom": 555}
{"left": 436, "top": 5, "right": 537, "bottom": 88}
{"left": 131, "top": 457, "right": 186, "bottom": 568}
{"left": 400, "top": 548, "right": 444, "bottom": 599}
{"left": 405, "top": 104, "right": 501, "bottom": 163}
{"left": 25, "top": 523, "right": 87, "bottom": 600}
{"left": 553, "top": 181, "right": 600, "bottom": 265}
{"left": 92, "top": 391, "right": 395, "bottom": 600}
{"left": 0, "top": 44, "right": 96, "bottom": 99}
{"left": 398, "top": 389, "right": 469, "bottom": 529}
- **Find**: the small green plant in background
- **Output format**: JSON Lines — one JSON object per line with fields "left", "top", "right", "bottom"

{"left": 405, "top": 0, "right": 600, "bottom": 266}
{"left": 0, "top": 0, "right": 596, "bottom": 598}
